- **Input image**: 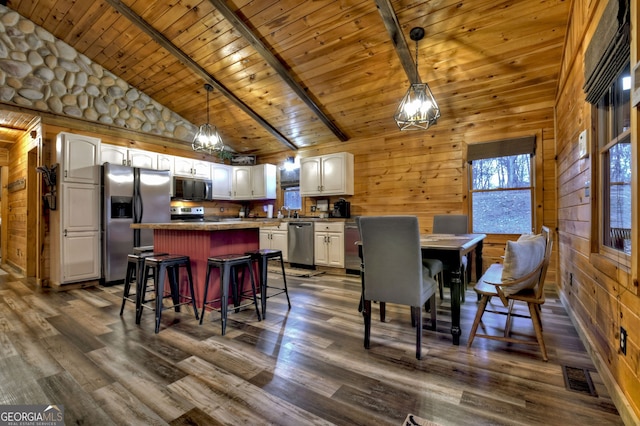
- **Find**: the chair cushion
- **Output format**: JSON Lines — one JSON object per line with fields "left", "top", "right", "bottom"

{"left": 501, "top": 233, "right": 546, "bottom": 296}
{"left": 422, "top": 258, "right": 443, "bottom": 276}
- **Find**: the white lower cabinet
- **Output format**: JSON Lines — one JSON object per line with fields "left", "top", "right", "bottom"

{"left": 314, "top": 222, "right": 344, "bottom": 267}
{"left": 52, "top": 182, "right": 101, "bottom": 284}
{"left": 259, "top": 224, "right": 288, "bottom": 262}
{"left": 62, "top": 231, "right": 101, "bottom": 282}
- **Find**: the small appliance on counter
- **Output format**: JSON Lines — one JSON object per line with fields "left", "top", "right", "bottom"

{"left": 331, "top": 198, "right": 351, "bottom": 218}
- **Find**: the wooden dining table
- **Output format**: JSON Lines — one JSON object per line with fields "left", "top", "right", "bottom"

{"left": 358, "top": 233, "right": 486, "bottom": 346}
{"left": 419, "top": 233, "right": 486, "bottom": 345}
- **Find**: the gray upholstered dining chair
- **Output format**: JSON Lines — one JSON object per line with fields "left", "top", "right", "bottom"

{"left": 359, "top": 216, "right": 438, "bottom": 360}
{"left": 431, "top": 214, "right": 470, "bottom": 302}
{"left": 433, "top": 214, "right": 469, "bottom": 235}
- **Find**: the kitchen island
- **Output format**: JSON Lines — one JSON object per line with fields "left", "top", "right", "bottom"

{"left": 131, "top": 220, "right": 284, "bottom": 311}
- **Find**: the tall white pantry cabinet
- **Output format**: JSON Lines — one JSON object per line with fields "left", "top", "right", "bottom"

{"left": 50, "top": 132, "right": 102, "bottom": 285}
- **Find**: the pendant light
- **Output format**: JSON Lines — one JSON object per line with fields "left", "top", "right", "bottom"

{"left": 394, "top": 27, "right": 441, "bottom": 130}
{"left": 192, "top": 83, "right": 224, "bottom": 153}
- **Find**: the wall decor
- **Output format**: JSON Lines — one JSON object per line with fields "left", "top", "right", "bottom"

{"left": 231, "top": 155, "right": 256, "bottom": 165}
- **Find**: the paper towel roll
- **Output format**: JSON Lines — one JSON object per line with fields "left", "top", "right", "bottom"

{"left": 267, "top": 205, "right": 274, "bottom": 218}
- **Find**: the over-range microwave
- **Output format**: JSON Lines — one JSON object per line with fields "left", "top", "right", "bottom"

{"left": 172, "top": 176, "right": 212, "bottom": 201}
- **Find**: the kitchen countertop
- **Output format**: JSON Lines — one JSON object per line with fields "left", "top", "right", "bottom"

{"left": 201, "top": 216, "right": 354, "bottom": 223}
{"left": 131, "top": 217, "right": 354, "bottom": 231}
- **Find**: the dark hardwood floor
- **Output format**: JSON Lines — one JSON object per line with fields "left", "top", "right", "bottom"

{"left": 0, "top": 267, "right": 624, "bottom": 425}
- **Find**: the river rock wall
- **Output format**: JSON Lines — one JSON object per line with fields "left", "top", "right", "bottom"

{"left": 0, "top": 5, "right": 196, "bottom": 141}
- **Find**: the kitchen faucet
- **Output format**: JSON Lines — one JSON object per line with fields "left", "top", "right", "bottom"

{"left": 281, "top": 206, "right": 290, "bottom": 218}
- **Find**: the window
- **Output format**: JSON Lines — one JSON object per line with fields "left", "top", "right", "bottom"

{"left": 280, "top": 165, "right": 301, "bottom": 210}
{"left": 596, "top": 65, "right": 631, "bottom": 256}
{"left": 467, "top": 136, "right": 536, "bottom": 234}
{"left": 283, "top": 187, "right": 301, "bottom": 210}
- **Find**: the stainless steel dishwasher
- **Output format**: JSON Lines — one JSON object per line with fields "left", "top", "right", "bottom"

{"left": 288, "top": 221, "right": 314, "bottom": 267}
{"left": 344, "top": 220, "right": 361, "bottom": 273}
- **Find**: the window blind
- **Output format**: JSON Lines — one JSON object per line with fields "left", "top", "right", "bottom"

{"left": 584, "top": 0, "right": 630, "bottom": 104}
{"left": 467, "top": 136, "right": 536, "bottom": 163}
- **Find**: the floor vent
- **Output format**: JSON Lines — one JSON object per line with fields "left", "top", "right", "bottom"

{"left": 562, "top": 365, "right": 597, "bottom": 396}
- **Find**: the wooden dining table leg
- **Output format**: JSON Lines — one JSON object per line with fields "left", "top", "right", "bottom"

{"left": 450, "top": 266, "right": 462, "bottom": 345}
{"left": 475, "top": 240, "right": 484, "bottom": 301}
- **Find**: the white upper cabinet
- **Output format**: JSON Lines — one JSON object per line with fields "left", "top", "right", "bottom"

{"left": 56, "top": 132, "right": 101, "bottom": 184}
{"left": 100, "top": 144, "right": 128, "bottom": 166}
{"left": 300, "top": 152, "right": 353, "bottom": 196}
{"left": 156, "top": 154, "right": 174, "bottom": 172}
{"left": 232, "top": 166, "right": 253, "bottom": 199}
{"left": 174, "top": 156, "right": 211, "bottom": 179}
{"left": 129, "top": 149, "right": 157, "bottom": 169}
{"left": 211, "top": 163, "right": 233, "bottom": 199}
{"left": 192, "top": 159, "right": 212, "bottom": 179}
{"left": 101, "top": 144, "right": 157, "bottom": 169}
{"left": 251, "top": 164, "right": 276, "bottom": 199}
{"left": 232, "top": 164, "right": 276, "bottom": 200}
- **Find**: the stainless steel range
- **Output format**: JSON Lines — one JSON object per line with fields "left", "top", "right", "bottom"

{"left": 170, "top": 206, "right": 205, "bottom": 222}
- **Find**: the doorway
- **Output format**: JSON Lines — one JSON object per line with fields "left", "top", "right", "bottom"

{"left": 27, "top": 148, "right": 38, "bottom": 278}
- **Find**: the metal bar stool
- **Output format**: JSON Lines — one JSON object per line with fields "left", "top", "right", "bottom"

{"left": 200, "top": 254, "right": 261, "bottom": 335}
{"left": 138, "top": 254, "right": 199, "bottom": 333}
{"left": 120, "top": 250, "right": 168, "bottom": 316}
{"left": 132, "top": 245, "right": 155, "bottom": 255}
{"left": 245, "top": 249, "right": 291, "bottom": 319}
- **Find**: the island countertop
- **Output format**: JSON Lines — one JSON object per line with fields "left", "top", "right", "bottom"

{"left": 130, "top": 219, "right": 284, "bottom": 231}
{"left": 131, "top": 217, "right": 355, "bottom": 231}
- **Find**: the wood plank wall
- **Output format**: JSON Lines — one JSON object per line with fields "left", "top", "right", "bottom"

{"left": 25, "top": 81, "right": 557, "bottom": 286}
{"left": 555, "top": 0, "right": 640, "bottom": 422}
{"left": 4, "top": 0, "right": 637, "bottom": 420}
{"left": 6, "top": 130, "right": 39, "bottom": 273}
{"left": 261, "top": 125, "right": 557, "bottom": 284}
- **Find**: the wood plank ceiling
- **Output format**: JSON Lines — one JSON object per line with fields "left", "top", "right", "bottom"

{"left": 2, "top": 0, "right": 571, "bottom": 157}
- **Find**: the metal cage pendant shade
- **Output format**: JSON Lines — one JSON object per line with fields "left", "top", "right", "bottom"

{"left": 192, "top": 83, "right": 224, "bottom": 153}
{"left": 394, "top": 27, "right": 441, "bottom": 131}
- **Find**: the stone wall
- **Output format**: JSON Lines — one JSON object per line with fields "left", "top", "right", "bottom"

{"left": 0, "top": 5, "right": 195, "bottom": 141}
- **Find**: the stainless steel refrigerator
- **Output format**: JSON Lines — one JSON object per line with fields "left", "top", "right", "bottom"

{"left": 101, "top": 163, "right": 171, "bottom": 285}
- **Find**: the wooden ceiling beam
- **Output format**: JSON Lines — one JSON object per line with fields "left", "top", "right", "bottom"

{"left": 374, "top": 0, "right": 421, "bottom": 84}
{"left": 104, "top": 0, "right": 298, "bottom": 151}
{"left": 208, "top": 0, "right": 348, "bottom": 142}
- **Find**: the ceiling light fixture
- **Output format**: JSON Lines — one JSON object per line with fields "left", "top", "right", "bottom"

{"left": 192, "top": 83, "right": 224, "bottom": 153}
{"left": 394, "top": 27, "right": 441, "bottom": 131}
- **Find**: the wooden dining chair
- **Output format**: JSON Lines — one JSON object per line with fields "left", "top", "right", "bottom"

{"left": 359, "top": 216, "right": 438, "bottom": 360}
{"left": 467, "top": 226, "right": 552, "bottom": 361}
